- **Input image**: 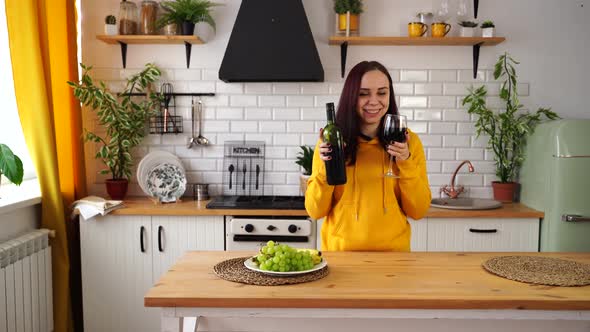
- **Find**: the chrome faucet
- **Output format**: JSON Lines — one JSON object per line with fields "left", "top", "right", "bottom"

{"left": 440, "top": 160, "right": 475, "bottom": 199}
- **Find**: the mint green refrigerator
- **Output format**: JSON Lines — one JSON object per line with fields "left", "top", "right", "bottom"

{"left": 520, "top": 119, "right": 590, "bottom": 252}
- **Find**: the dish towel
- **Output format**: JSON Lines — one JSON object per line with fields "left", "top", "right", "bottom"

{"left": 72, "top": 196, "right": 124, "bottom": 220}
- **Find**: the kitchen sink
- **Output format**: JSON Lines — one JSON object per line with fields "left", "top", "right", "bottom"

{"left": 431, "top": 197, "right": 502, "bottom": 210}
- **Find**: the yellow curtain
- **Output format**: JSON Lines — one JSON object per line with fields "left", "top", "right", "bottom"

{"left": 6, "top": 0, "right": 87, "bottom": 331}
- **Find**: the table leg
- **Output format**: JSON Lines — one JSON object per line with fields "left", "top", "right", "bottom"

{"left": 161, "top": 308, "right": 182, "bottom": 332}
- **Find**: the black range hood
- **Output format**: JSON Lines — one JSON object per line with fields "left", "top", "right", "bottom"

{"left": 219, "top": 0, "right": 324, "bottom": 82}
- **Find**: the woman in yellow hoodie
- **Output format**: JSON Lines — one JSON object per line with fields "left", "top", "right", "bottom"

{"left": 305, "top": 61, "right": 431, "bottom": 251}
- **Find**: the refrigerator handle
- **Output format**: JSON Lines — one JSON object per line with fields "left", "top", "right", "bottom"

{"left": 562, "top": 214, "right": 590, "bottom": 222}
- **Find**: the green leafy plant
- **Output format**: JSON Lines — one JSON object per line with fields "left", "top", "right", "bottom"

{"left": 481, "top": 20, "right": 495, "bottom": 28}
{"left": 458, "top": 21, "right": 478, "bottom": 28}
{"left": 462, "top": 53, "right": 559, "bottom": 183}
{"left": 334, "top": 0, "right": 364, "bottom": 14}
{"left": 0, "top": 144, "right": 23, "bottom": 186}
{"left": 157, "top": 0, "right": 221, "bottom": 30}
{"left": 68, "top": 63, "right": 162, "bottom": 180}
{"left": 105, "top": 15, "right": 116, "bottom": 25}
{"left": 295, "top": 146, "right": 314, "bottom": 175}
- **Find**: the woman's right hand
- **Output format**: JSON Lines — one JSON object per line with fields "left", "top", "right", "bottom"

{"left": 318, "top": 128, "right": 332, "bottom": 161}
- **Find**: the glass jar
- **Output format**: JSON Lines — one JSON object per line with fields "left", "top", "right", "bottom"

{"left": 140, "top": 1, "right": 159, "bottom": 35}
{"left": 119, "top": 0, "right": 139, "bottom": 35}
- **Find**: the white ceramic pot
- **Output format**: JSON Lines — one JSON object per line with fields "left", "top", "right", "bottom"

{"left": 104, "top": 24, "right": 118, "bottom": 35}
{"left": 482, "top": 27, "right": 495, "bottom": 37}
{"left": 195, "top": 21, "right": 215, "bottom": 42}
{"left": 460, "top": 27, "right": 475, "bottom": 37}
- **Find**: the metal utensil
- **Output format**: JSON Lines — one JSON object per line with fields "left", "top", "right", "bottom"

{"left": 187, "top": 98, "right": 197, "bottom": 148}
{"left": 255, "top": 164, "right": 260, "bottom": 190}
{"left": 161, "top": 83, "right": 175, "bottom": 133}
{"left": 228, "top": 164, "right": 235, "bottom": 189}
{"left": 242, "top": 163, "right": 247, "bottom": 190}
{"left": 196, "top": 99, "right": 209, "bottom": 145}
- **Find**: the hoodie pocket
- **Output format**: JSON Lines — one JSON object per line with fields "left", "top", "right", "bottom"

{"left": 330, "top": 202, "right": 355, "bottom": 237}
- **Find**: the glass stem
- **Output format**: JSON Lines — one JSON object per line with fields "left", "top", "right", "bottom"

{"left": 388, "top": 155, "right": 394, "bottom": 175}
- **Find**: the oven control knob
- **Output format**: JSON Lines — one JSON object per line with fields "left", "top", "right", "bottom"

{"left": 244, "top": 224, "right": 254, "bottom": 233}
{"left": 288, "top": 225, "right": 298, "bottom": 233}
{"left": 267, "top": 225, "right": 277, "bottom": 231}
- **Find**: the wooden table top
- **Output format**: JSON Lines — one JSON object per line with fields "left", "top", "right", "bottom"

{"left": 144, "top": 251, "right": 589, "bottom": 310}
{"left": 114, "top": 197, "right": 544, "bottom": 218}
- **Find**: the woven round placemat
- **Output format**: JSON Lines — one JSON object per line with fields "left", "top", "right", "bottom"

{"left": 213, "top": 257, "right": 329, "bottom": 286}
{"left": 482, "top": 256, "right": 590, "bottom": 287}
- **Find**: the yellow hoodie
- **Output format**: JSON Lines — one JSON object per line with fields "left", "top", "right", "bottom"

{"left": 305, "top": 130, "right": 431, "bottom": 251}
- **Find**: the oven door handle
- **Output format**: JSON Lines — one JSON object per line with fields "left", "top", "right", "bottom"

{"left": 233, "top": 235, "right": 309, "bottom": 243}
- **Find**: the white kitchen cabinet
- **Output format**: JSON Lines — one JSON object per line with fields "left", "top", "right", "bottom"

{"left": 80, "top": 215, "right": 224, "bottom": 332}
{"left": 427, "top": 218, "right": 539, "bottom": 252}
{"left": 409, "top": 218, "right": 427, "bottom": 252}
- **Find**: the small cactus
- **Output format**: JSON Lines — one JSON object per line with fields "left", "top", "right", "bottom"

{"left": 105, "top": 15, "right": 116, "bottom": 25}
{"left": 481, "top": 20, "right": 495, "bottom": 28}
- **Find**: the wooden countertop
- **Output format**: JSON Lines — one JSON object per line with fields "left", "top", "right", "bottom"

{"left": 145, "top": 251, "right": 590, "bottom": 310}
{"left": 113, "top": 197, "right": 543, "bottom": 218}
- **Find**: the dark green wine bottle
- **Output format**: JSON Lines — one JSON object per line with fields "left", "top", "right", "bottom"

{"left": 322, "top": 103, "right": 347, "bottom": 185}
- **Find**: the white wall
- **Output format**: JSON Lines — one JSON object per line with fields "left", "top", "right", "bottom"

{"left": 80, "top": 0, "right": 590, "bottom": 198}
{"left": 0, "top": 205, "right": 41, "bottom": 242}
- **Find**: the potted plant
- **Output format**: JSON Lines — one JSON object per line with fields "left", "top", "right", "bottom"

{"left": 104, "top": 15, "right": 118, "bottom": 35}
{"left": 157, "top": 0, "right": 221, "bottom": 36}
{"left": 0, "top": 144, "right": 23, "bottom": 194}
{"left": 295, "top": 145, "right": 314, "bottom": 195}
{"left": 462, "top": 53, "right": 559, "bottom": 202}
{"left": 481, "top": 20, "right": 495, "bottom": 37}
{"left": 68, "top": 63, "right": 162, "bottom": 200}
{"left": 458, "top": 20, "right": 478, "bottom": 37}
{"left": 334, "top": 0, "right": 363, "bottom": 36}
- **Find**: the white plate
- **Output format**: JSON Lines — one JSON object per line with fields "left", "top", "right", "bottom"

{"left": 137, "top": 151, "right": 184, "bottom": 196}
{"left": 146, "top": 163, "right": 187, "bottom": 203}
{"left": 243, "top": 257, "right": 327, "bottom": 276}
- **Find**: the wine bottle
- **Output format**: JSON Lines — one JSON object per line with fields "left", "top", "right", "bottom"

{"left": 322, "top": 103, "right": 347, "bottom": 185}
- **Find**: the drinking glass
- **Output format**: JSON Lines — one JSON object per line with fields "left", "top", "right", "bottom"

{"left": 383, "top": 114, "right": 408, "bottom": 178}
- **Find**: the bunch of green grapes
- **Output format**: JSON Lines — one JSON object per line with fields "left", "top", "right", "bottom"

{"left": 252, "top": 241, "right": 322, "bottom": 272}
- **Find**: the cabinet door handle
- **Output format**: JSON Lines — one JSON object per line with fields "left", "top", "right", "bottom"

{"left": 469, "top": 228, "right": 497, "bottom": 233}
{"left": 562, "top": 214, "right": 590, "bottom": 222}
{"left": 158, "top": 225, "right": 164, "bottom": 252}
{"left": 140, "top": 226, "right": 146, "bottom": 253}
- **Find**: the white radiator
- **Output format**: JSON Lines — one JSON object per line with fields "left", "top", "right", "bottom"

{"left": 0, "top": 229, "right": 53, "bottom": 332}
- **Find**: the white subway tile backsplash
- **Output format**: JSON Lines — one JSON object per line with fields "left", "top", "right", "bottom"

{"left": 408, "top": 121, "right": 428, "bottom": 133}
{"left": 429, "top": 148, "right": 456, "bottom": 160}
{"left": 483, "top": 83, "right": 501, "bottom": 96}
{"left": 301, "top": 83, "right": 329, "bottom": 95}
{"left": 443, "top": 83, "right": 471, "bottom": 96}
{"left": 392, "top": 83, "right": 414, "bottom": 96}
{"left": 230, "top": 95, "right": 258, "bottom": 107}
{"left": 202, "top": 69, "right": 218, "bottom": 81}
{"left": 174, "top": 69, "right": 201, "bottom": 81}
{"left": 161, "top": 135, "right": 190, "bottom": 146}
{"left": 400, "top": 96, "right": 428, "bottom": 108}
{"left": 426, "top": 161, "right": 442, "bottom": 173}
{"left": 443, "top": 135, "right": 471, "bottom": 147}
{"left": 216, "top": 82, "right": 244, "bottom": 94}
{"left": 244, "top": 134, "right": 272, "bottom": 145}
{"left": 457, "top": 122, "right": 476, "bottom": 134}
{"left": 264, "top": 172, "right": 287, "bottom": 185}
{"left": 471, "top": 161, "right": 496, "bottom": 173}
{"left": 215, "top": 108, "right": 243, "bottom": 120}
{"left": 188, "top": 81, "right": 216, "bottom": 93}
{"left": 265, "top": 147, "right": 286, "bottom": 159}
{"left": 443, "top": 110, "right": 470, "bottom": 122}
{"left": 458, "top": 70, "right": 485, "bottom": 82}
{"left": 273, "top": 185, "right": 300, "bottom": 196}
{"left": 454, "top": 174, "right": 484, "bottom": 186}
{"left": 286, "top": 172, "right": 302, "bottom": 185}
{"left": 414, "top": 83, "right": 442, "bottom": 96}
{"left": 274, "top": 107, "right": 301, "bottom": 120}
{"left": 216, "top": 133, "right": 244, "bottom": 144}
{"left": 175, "top": 146, "right": 202, "bottom": 158}
{"left": 468, "top": 187, "right": 493, "bottom": 199}
{"left": 144, "top": 135, "right": 162, "bottom": 145}
{"left": 245, "top": 83, "right": 272, "bottom": 94}
{"left": 201, "top": 120, "right": 229, "bottom": 133}
{"left": 273, "top": 83, "right": 301, "bottom": 95}
{"left": 388, "top": 69, "right": 400, "bottom": 82}
{"left": 518, "top": 83, "right": 530, "bottom": 96}
{"left": 429, "top": 96, "right": 456, "bottom": 108}
{"left": 485, "top": 96, "right": 505, "bottom": 109}
{"left": 429, "top": 70, "right": 457, "bottom": 82}
{"left": 329, "top": 83, "right": 344, "bottom": 94}
{"left": 301, "top": 107, "right": 325, "bottom": 120}
{"left": 456, "top": 148, "right": 484, "bottom": 160}
{"left": 316, "top": 95, "right": 338, "bottom": 107}
{"left": 485, "top": 150, "right": 495, "bottom": 161}
{"left": 400, "top": 70, "right": 428, "bottom": 82}
{"left": 245, "top": 108, "right": 272, "bottom": 120}
{"left": 189, "top": 159, "right": 217, "bottom": 171}
{"left": 230, "top": 120, "right": 257, "bottom": 132}
{"left": 484, "top": 174, "right": 500, "bottom": 184}
{"left": 301, "top": 134, "right": 319, "bottom": 146}
{"left": 273, "top": 160, "right": 300, "bottom": 172}
{"left": 260, "top": 121, "right": 286, "bottom": 133}
{"left": 259, "top": 96, "right": 285, "bottom": 107}
{"left": 274, "top": 134, "right": 300, "bottom": 146}
{"left": 288, "top": 121, "right": 316, "bottom": 133}
{"left": 429, "top": 122, "right": 456, "bottom": 134}
{"left": 205, "top": 95, "right": 229, "bottom": 107}
{"left": 286, "top": 147, "right": 301, "bottom": 159}
{"left": 201, "top": 146, "right": 224, "bottom": 158}
{"left": 419, "top": 135, "right": 442, "bottom": 147}
{"left": 287, "top": 96, "right": 314, "bottom": 107}
{"left": 414, "top": 109, "right": 442, "bottom": 121}
{"left": 429, "top": 174, "right": 452, "bottom": 186}
{"left": 398, "top": 109, "right": 414, "bottom": 120}
{"left": 471, "top": 135, "right": 489, "bottom": 148}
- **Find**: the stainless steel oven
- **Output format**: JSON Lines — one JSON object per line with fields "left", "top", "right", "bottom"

{"left": 225, "top": 216, "right": 317, "bottom": 251}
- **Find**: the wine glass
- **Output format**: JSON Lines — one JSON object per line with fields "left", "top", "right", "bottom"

{"left": 383, "top": 114, "right": 408, "bottom": 178}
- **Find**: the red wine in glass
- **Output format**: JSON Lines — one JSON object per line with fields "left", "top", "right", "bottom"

{"left": 383, "top": 114, "right": 407, "bottom": 177}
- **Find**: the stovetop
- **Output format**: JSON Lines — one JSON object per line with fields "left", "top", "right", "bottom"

{"left": 206, "top": 195, "right": 305, "bottom": 210}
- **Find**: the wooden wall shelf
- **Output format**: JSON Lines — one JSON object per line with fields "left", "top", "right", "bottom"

{"left": 96, "top": 35, "right": 204, "bottom": 68}
{"left": 329, "top": 36, "right": 506, "bottom": 78}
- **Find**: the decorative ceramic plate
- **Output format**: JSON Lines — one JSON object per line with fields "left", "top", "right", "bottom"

{"left": 146, "top": 163, "right": 187, "bottom": 203}
{"left": 243, "top": 257, "right": 327, "bottom": 276}
{"left": 137, "top": 151, "right": 184, "bottom": 196}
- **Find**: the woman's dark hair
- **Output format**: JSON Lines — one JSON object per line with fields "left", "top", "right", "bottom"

{"left": 335, "top": 61, "right": 398, "bottom": 165}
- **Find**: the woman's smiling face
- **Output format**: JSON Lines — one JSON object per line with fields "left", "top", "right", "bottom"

{"left": 356, "top": 69, "right": 390, "bottom": 129}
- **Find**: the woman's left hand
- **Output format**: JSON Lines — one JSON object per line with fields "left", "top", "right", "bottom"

{"left": 386, "top": 132, "right": 411, "bottom": 161}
